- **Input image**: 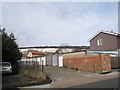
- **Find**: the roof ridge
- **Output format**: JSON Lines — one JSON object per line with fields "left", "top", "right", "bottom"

{"left": 101, "top": 30, "right": 118, "bottom": 35}
{"left": 89, "top": 30, "right": 118, "bottom": 41}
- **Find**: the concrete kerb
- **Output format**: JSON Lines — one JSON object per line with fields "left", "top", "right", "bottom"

{"left": 99, "top": 71, "right": 112, "bottom": 74}
{"left": 17, "top": 79, "right": 55, "bottom": 88}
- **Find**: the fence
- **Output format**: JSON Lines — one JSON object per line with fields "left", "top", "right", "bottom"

{"left": 110, "top": 57, "right": 120, "bottom": 68}
{"left": 19, "top": 57, "right": 44, "bottom": 71}
{"left": 19, "top": 54, "right": 64, "bottom": 70}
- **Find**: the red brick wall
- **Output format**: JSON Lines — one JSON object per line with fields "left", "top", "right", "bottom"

{"left": 63, "top": 54, "right": 111, "bottom": 73}
{"left": 101, "top": 54, "right": 111, "bottom": 72}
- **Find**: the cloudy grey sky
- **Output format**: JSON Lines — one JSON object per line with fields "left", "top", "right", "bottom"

{"left": 1, "top": 1, "right": 118, "bottom": 47}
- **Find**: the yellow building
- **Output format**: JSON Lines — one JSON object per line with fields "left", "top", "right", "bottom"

{"left": 27, "top": 50, "right": 45, "bottom": 57}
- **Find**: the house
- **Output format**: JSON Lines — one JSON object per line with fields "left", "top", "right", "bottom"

{"left": 27, "top": 50, "right": 45, "bottom": 57}
{"left": 89, "top": 30, "right": 120, "bottom": 50}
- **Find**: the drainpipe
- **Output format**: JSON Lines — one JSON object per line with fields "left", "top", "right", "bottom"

{"left": 117, "top": 35, "right": 120, "bottom": 58}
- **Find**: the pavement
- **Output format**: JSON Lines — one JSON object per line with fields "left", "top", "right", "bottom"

{"left": 18, "top": 66, "right": 119, "bottom": 89}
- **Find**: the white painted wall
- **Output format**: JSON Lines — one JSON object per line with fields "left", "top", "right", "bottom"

{"left": 42, "top": 57, "right": 46, "bottom": 65}
{"left": 37, "top": 57, "right": 41, "bottom": 65}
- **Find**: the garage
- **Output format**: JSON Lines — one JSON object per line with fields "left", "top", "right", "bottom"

{"left": 52, "top": 55, "right": 57, "bottom": 66}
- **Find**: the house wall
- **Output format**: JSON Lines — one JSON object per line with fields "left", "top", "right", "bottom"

{"left": 90, "top": 33, "right": 118, "bottom": 50}
{"left": 118, "top": 37, "right": 120, "bottom": 49}
{"left": 63, "top": 54, "right": 111, "bottom": 73}
{"left": 27, "top": 52, "right": 33, "bottom": 57}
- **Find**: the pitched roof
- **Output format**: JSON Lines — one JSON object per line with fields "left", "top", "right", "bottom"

{"left": 89, "top": 30, "right": 118, "bottom": 41}
{"left": 28, "top": 50, "right": 45, "bottom": 54}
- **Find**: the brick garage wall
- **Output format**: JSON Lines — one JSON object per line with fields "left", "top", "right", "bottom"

{"left": 63, "top": 54, "right": 111, "bottom": 73}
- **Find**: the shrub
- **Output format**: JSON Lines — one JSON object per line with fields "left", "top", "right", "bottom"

{"left": 20, "top": 68, "right": 46, "bottom": 82}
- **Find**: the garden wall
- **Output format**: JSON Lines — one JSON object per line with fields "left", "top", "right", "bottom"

{"left": 63, "top": 53, "right": 111, "bottom": 73}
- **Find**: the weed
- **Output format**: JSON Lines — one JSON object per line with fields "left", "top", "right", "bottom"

{"left": 63, "top": 65, "right": 67, "bottom": 68}
{"left": 71, "top": 67, "right": 74, "bottom": 70}
{"left": 75, "top": 68, "right": 79, "bottom": 70}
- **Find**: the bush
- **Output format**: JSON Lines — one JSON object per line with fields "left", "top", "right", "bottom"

{"left": 20, "top": 68, "right": 46, "bottom": 82}
{"left": 11, "top": 62, "right": 20, "bottom": 74}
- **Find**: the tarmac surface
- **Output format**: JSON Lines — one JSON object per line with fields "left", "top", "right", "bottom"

{"left": 18, "top": 66, "right": 119, "bottom": 89}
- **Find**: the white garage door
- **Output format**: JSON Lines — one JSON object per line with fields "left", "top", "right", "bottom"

{"left": 59, "top": 56, "right": 63, "bottom": 67}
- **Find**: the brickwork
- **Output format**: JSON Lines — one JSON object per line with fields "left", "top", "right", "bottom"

{"left": 63, "top": 54, "right": 111, "bottom": 73}
{"left": 101, "top": 54, "right": 111, "bottom": 72}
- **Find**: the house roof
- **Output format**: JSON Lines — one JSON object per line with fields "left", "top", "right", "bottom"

{"left": 89, "top": 30, "right": 118, "bottom": 42}
{"left": 28, "top": 50, "right": 45, "bottom": 54}
{"left": 22, "top": 54, "right": 27, "bottom": 58}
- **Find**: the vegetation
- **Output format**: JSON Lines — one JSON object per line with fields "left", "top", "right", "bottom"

{"left": 63, "top": 65, "right": 67, "bottom": 68}
{"left": 75, "top": 68, "right": 79, "bottom": 70}
{"left": 70, "top": 67, "right": 74, "bottom": 70}
{"left": 70, "top": 67, "right": 79, "bottom": 71}
{"left": 20, "top": 68, "right": 46, "bottom": 82}
{"left": 0, "top": 27, "right": 22, "bottom": 74}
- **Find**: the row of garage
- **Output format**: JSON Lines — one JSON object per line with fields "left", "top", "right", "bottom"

{"left": 20, "top": 54, "right": 63, "bottom": 67}
{"left": 20, "top": 50, "right": 119, "bottom": 72}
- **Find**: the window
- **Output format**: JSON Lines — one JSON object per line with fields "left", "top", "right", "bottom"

{"left": 97, "top": 39, "right": 103, "bottom": 45}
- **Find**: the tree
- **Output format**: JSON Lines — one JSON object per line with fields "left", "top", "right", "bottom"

{"left": 0, "top": 28, "right": 22, "bottom": 74}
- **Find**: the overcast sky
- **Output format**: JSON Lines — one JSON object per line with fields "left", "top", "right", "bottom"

{"left": 1, "top": 2, "right": 118, "bottom": 47}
